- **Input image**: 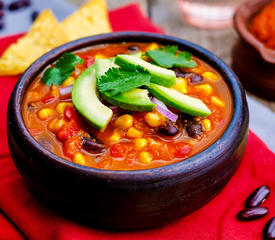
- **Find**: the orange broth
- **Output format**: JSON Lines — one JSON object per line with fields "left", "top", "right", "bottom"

{"left": 22, "top": 42, "right": 233, "bottom": 170}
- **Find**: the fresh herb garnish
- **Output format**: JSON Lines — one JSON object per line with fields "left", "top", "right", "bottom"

{"left": 146, "top": 45, "right": 197, "bottom": 68}
{"left": 42, "top": 53, "right": 84, "bottom": 86}
{"left": 97, "top": 64, "right": 151, "bottom": 97}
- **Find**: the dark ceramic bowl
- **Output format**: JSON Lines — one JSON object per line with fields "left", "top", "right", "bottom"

{"left": 7, "top": 32, "right": 249, "bottom": 230}
{"left": 232, "top": 0, "right": 275, "bottom": 100}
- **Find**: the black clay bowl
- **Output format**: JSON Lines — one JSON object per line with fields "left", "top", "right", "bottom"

{"left": 7, "top": 32, "right": 249, "bottom": 230}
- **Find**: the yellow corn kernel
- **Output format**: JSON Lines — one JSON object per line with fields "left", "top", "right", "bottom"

{"left": 72, "top": 152, "right": 86, "bottom": 165}
{"left": 211, "top": 96, "right": 225, "bottom": 107}
{"left": 194, "top": 84, "right": 213, "bottom": 95}
{"left": 146, "top": 42, "right": 159, "bottom": 51}
{"left": 202, "top": 119, "right": 211, "bottom": 131}
{"left": 174, "top": 77, "right": 188, "bottom": 94}
{"left": 38, "top": 108, "right": 54, "bottom": 120}
{"left": 134, "top": 138, "right": 148, "bottom": 150}
{"left": 115, "top": 114, "right": 133, "bottom": 130}
{"left": 48, "top": 118, "right": 66, "bottom": 132}
{"left": 94, "top": 54, "right": 106, "bottom": 59}
{"left": 138, "top": 151, "right": 152, "bottom": 164}
{"left": 145, "top": 112, "right": 163, "bottom": 127}
{"left": 51, "top": 85, "right": 59, "bottom": 98}
{"left": 62, "top": 76, "right": 75, "bottom": 87}
{"left": 56, "top": 102, "right": 73, "bottom": 114}
{"left": 109, "top": 132, "right": 121, "bottom": 143}
{"left": 127, "top": 127, "right": 143, "bottom": 138}
{"left": 202, "top": 71, "right": 218, "bottom": 81}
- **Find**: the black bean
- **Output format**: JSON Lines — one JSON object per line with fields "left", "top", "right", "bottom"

{"left": 8, "top": 0, "right": 31, "bottom": 11}
{"left": 127, "top": 45, "right": 139, "bottom": 53}
{"left": 189, "top": 73, "right": 203, "bottom": 84}
{"left": 31, "top": 10, "right": 39, "bottom": 22}
{"left": 184, "top": 118, "right": 203, "bottom": 138}
{"left": 237, "top": 207, "right": 268, "bottom": 221}
{"left": 0, "top": 10, "right": 4, "bottom": 19}
{"left": 263, "top": 217, "right": 275, "bottom": 240}
{"left": 173, "top": 68, "right": 191, "bottom": 78}
{"left": 0, "top": 1, "right": 3, "bottom": 9}
{"left": 246, "top": 185, "right": 271, "bottom": 208}
{"left": 82, "top": 136, "right": 105, "bottom": 153}
{"left": 158, "top": 121, "right": 179, "bottom": 136}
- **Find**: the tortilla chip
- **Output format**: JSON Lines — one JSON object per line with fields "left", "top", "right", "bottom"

{"left": 0, "top": 9, "right": 59, "bottom": 76}
{"left": 60, "top": 0, "right": 112, "bottom": 42}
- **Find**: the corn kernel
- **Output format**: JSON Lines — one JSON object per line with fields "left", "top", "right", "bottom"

{"left": 72, "top": 152, "right": 86, "bottom": 165}
{"left": 134, "top": 138, "right": 148, "bottom": 150}
{"left": 51, "top": 85, "right": 59, "bottom": 98}
{"left": 127, "top": 127, "right": 143, "bottom": 138}
{"left": 202, "top": 119, "right": 211, "bottom": 131}
{"left": 138, "top": 151, "right": 152, "bottom": 164}
{"left": 146, "top": 42, "right": 159, "bottom": 51}
{"left": 145, "top": 112, "right": 163, "bottom": 127}
{"left": 94, "top": 54, "right": 106, "bottom": 59}
{"left": 211, "top": 96, "right": 225, "bottom": 107}
{"left": 194, "top": 84, "right": 213, "bottom": 95}
{"left": 115, "top": 114, "right": 133, "bottom": 130}
{"left": 48, "top": 118, "right": 66, "bottom": 132}
{"left": 38, "top": 108, "right": 54, "bottom": 120}
{"left": 174, "top": 77, "right": 188, "bottom": 94}
{"left": 62, "top": 76, "right": 75, "bottom": 87}
{"left": 202, "top": 71, "right": 218, "bottom": 81}
{"left": 109, "top": 132, "right": 121, "bottom": 143}
{"left": 56, "top": 102, "right": 73, "bottom": 114}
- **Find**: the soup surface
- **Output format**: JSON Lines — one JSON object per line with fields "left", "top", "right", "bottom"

{"left": 22, "top": 42, "right": 233, "bottom": 170}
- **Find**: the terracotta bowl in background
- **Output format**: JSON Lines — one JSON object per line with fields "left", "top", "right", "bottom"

{"left": 232, "top": 0, "right": 275, "bottom": 101}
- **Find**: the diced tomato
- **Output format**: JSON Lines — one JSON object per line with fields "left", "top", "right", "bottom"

{"left": 110, "top": 144, "right": 127, "bottom": 158}
{"left": 42, "top": 95, "right": 55, "bottom": 104}
{"left": 82, "top": 55, "right": 95, "bottom": 68}
{"left": 173, "top": 143, "right": 192, "bottom": 159}
{"left": 64, "top": 136, "right": 82, "bottom": 156}
{"left": 57, "top": 120, "right": 80, "bottom": 141}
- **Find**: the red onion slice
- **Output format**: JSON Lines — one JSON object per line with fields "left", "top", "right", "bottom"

{"left": 59, "top": 85, "right": 73, "bottom": 100}
{"left": 152, "top": 97, "right": 178, "bottom": 122}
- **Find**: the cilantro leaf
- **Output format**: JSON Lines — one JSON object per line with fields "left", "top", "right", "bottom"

{"left": 42, "top": 53, "right": 84, "bottom": 85}
{"left": 146, "top": 45, "right": 197, "bottom": 68}
{"left": 97, "top": 64, "right": 151, "bottom": 97}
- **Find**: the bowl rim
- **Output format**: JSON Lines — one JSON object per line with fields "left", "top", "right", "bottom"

{"left": 234, "top": 0, "right": 275, "bottom": 64}
{"left": 10, "top": 31, "right": 248, "bottom": 181}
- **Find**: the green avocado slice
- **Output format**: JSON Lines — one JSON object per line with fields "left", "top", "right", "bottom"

{"left": 72, "top": 65, "right": 113, "bottom": 131}
{"left": 149, "top": 83, "right": 211, "bottom": 117}
{"left": 114, "top": 54, "right": 176, "bottom": 87}
{"left": 95, "top": 59, "right": 155, "bottom": 112}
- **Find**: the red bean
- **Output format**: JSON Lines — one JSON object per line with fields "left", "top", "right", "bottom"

{"left": 246, "top": 185, "right": 270, "bottom": 208}
{"left": 237, "top": 207, "right": 268, "bottom": 221}
{"left": 263, "top": 217, "right": 275, "bottom": 240}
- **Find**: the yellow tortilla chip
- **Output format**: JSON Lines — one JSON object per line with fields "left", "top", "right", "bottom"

{"left": 0, "top": 9, "right": 59, "bottom": 76}
{"left": 60, "top": 0, "right": 112, "bottom": 42}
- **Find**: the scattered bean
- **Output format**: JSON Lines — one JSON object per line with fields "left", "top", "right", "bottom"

{"left": 174, "top": 68, "right": 191, "bottom": 78}
{"left": 263, "top": 217, "right": 275, "bottom": 240}
{"left": 127, "top": 45, "right": 139, "bottom": 53}
{"left": 237, "top": 207, "right": 268, "bottom": 221}
{"left": 189, "top": 73, "right": 203, "bottom": 84}
{"left": 246, "top": 185, "right": 271, "bottom": 208}
{"left": 158, "top": 121, "right": 179, "bottom": 136}
{"left": 9, "top": 0, "right": 31, "bottom": 11}
{"left": 31, "top": 10, "right": 39, "bottom": 22}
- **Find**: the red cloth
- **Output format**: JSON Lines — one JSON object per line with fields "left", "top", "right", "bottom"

{"left": 0, "top": 3, "right": 274, "bottom": 240}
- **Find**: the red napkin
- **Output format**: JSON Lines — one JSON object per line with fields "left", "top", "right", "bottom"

{"left": 0, "top": 3, "right": 274, "bottom": 240}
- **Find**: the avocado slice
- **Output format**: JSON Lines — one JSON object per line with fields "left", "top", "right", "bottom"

{"left": 149, "top": 83, "right": 211, "bottom": 117}
{"left": 115, "top": 54, "right": 176, "bottom": 87}
{"left": 95, "top": 59, "right": 155, "bottom": 112}
{"left": 72, "top": 65, "right": 113, "bottom": 131}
